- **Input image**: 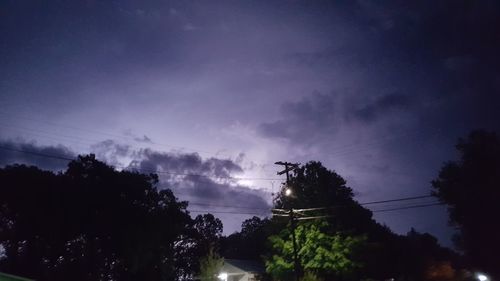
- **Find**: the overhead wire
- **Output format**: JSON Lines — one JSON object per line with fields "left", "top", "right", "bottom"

{"left": 187, "top": 209, "right": 269, "bottom": 216}
{"left": 0, "top": 141, "right": 447, "bottom": 217}
{"left": 371, "top": 202, "right": 445, "bottom": 213}
{"left": 273, "top": 195, "right": 435, "bottom": 213}
{"left": 0, "top": 112, "right": 429, "bottom": 176}
{"left": 0, "top": 112, "right": 442, "bottom": 183}
{"left": 0, "top": 112, "right": 458, "bottom": 182}
{"left": 0, "top": 114, "right": 281, "bottom": 179}
{"left": 0, "top": 144, "right": 75, "bottom": 161}
{"left": 185, "top": 201, "right": 446, "bottom": 219}
{"left": 186, "top": 201, "right": 271, "bottom": 211}
{"left": 0, "top": 144, "right": 281, "bottom": 181}
{"left": 0, "top": 112, "right": 217, "bottom": 155}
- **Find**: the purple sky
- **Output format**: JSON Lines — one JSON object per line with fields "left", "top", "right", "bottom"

{"left": 1, "top": 0, "right": 500, "bottom": 248}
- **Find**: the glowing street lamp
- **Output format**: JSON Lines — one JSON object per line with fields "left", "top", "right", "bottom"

{"left": 476, "top": 273, "right": 489, "bottom": 281}
{"left": 285, "top": 188, "right": 292, "bottom": 196}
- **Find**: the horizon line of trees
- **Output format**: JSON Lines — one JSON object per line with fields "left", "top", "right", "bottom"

{"left": 0, "top": 130, "right": 498, "bottom": 281}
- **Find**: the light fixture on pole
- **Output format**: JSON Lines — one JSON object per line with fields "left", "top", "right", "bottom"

{"left": 275, "top": 161, "right": 301, "bottom": 281}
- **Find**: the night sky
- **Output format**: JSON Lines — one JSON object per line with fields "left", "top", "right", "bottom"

{"left": 1, "top": 0, "right": 500, "bottom": 248}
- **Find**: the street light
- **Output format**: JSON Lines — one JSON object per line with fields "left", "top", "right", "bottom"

{"left": 476, "top": 273, "right": 489, "bottom": 281}
{"left": 283, "top": 186, "right": 300, "bottom": 281}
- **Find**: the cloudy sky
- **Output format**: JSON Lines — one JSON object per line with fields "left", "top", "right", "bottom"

{"left": 1, "top": 0, "right": 500, "bottom": 247}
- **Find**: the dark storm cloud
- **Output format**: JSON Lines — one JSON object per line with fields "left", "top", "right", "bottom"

{"left": 169, "top": 175, "right": 270, "bottom": 211}
{"left": 357, "top": 0, "right": 500, "bottom": 125}
{"left": 254, "top": 1, "right": 500, "bottom": 246}
{"left": 257, "top": 92, "right": 337, "bottom": 143}
{"left": 92, "top": 141, "right": 270, "bottom": 213}
{"left": 257, "top": 91, "right": 414, "bottom": 144}
{"left": 0, "top": 0, "right": 184, "bottom": 69}
{"left": 259, "top": 0, "right": 500, "bottom": 145}
{"left": 0, "top": 139, "right": 74, "bottom": 171}
{"left": 2, "top": 0, "right": 499, "bottom": 243}
{"left": 130, "top": 148, "right": 271, "bottom": 214}
{"left": 353, "top": 93, "right": 413, "bottom": 123}
{"left": 129, "top": 148, "right": 243, "bottom": 179}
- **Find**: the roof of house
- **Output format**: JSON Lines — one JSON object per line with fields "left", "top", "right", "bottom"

{"left": 0, "top": 272, "right": 35, "bottom": 281}
{"left": 222, "top": 259, "right": 265, "bottom": 274}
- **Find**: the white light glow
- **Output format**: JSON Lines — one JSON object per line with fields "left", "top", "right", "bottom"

{"left": 218, "top": 272, "right": 228, "bottom": 281}
{"left": 237, "top": 179, "right": 254, "bottom": 186}
{"left": 285, "top": 188, "right": 292, "bottom": 196}
{"left": 477, "top": 273, "right": 489, "bottom": 281}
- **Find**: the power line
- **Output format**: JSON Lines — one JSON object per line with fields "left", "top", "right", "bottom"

{"left": 187, "top": 209, "right": 269, "bottom": 216}
{"left": 0, "top": 145, "right": 446, "bottom": 216}
{"left": 184, "top": 198, "right": 440, "bottom": 214}
{"left": 187, "top": 201, "right": 271, "bottom": 211}
{"left": 0, "top": 112, "right": 217, "bottom": 156}
{"left": 0, "top": 113, "right": 284, "bottom": 176}
{"left": 360, "top": 195, "right": 434, "bottom": 205}
{"left": 365, "top": 200, "right": 439, "bottom": 210}
{"left": 275, "top": 194, "right": 435, "bottom": 213}
{"left": 372, "top": 202, "right": 445, "bottom": 213}
{"left": 279, "top": 203, "right": 445, "bottom": 221}
{"left": 0, "top": 122, "right": 110, "bottom": 148}
{"left": 0, "top": 145, "right": 281, "bottom": 181}
{"left": 0, "top": 114, "right": 284, "bottom": 178}
{"left": 0, "top": 145, "right": 74, "bottom": 161}
{"left": 187, "top": 202, "right": 445, "bottom": 218}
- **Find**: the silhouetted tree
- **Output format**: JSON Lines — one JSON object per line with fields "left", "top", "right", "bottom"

{"left": 275, "top": 161, "right": 374, "bottom": 236}
{"left": 194, "top": 214, "right": 223, "bottom": 249}
{"left": 270, "top": 161, "right": 456, "bottom": 280}
{"left": 272, "top": 162, "right": 398, "bottom": 279}
{"left": 220, "top": 216, "right": 282, "bottom": 261}
{"left": 0, "top": 155, "right": 194, "bottom": 281}
{"left": 181, "top": 213, "right": 224, "bottom": 276}
{"left": 432, "top": 130, "right": 500, "bottom": 278}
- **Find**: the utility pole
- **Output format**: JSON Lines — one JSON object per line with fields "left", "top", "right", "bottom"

{"left": 275, "top": 161, "right": 301, "bottom": 281}
{"left": 275, "top": 161, "right": 299, "bottom": 183}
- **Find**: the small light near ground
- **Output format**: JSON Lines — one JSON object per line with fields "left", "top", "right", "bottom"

{"left": 285, "top": 188, "right": 292, "bottom": 196}
{"left": 218, "top": 272, "right": 228, "bottom": 281}
{"left": 476, "top": 273, "right": 489, "bottom": 281}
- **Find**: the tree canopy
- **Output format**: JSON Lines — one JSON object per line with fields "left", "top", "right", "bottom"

{"left": 274, "top": 162, "right": 375, "bottom": 236}
{"left": 0, "top": 155, "right": 207, "bottom": 281}
{"left": 432, "top": 130, "right": 500, "bottom": 278}
{"left": 226, "top": 161, "right": 457, "bottom": 281}
{"left": 0, "top": 154, "right": 465, "bottom": 281}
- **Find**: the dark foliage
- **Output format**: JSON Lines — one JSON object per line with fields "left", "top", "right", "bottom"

{"left": 0, "top": 155, "right": 197, "bottom": 281}
{"left": 433, "top": 130, "right": 500, "bottom": 278}
{"left": 220, "top": 216, "right": 283, "bottom": 261}
{"left": 224, "top": 161, "right": 458, "bottom": 280}
{"left": 190, "top": 214, "right": 223, "bottom": 274}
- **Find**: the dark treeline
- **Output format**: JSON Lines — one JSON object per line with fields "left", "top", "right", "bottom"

{"left": 0, "top": 155, "right": 222, "bottom": 281}
{"left": 221, "top": 130, "right": 500, "bottom": 281}
{"left": 220, "top": 162, "right": 458, "bottom": 281}
{"left": 1, "top": 130, "right": 499, "bottom": 281}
